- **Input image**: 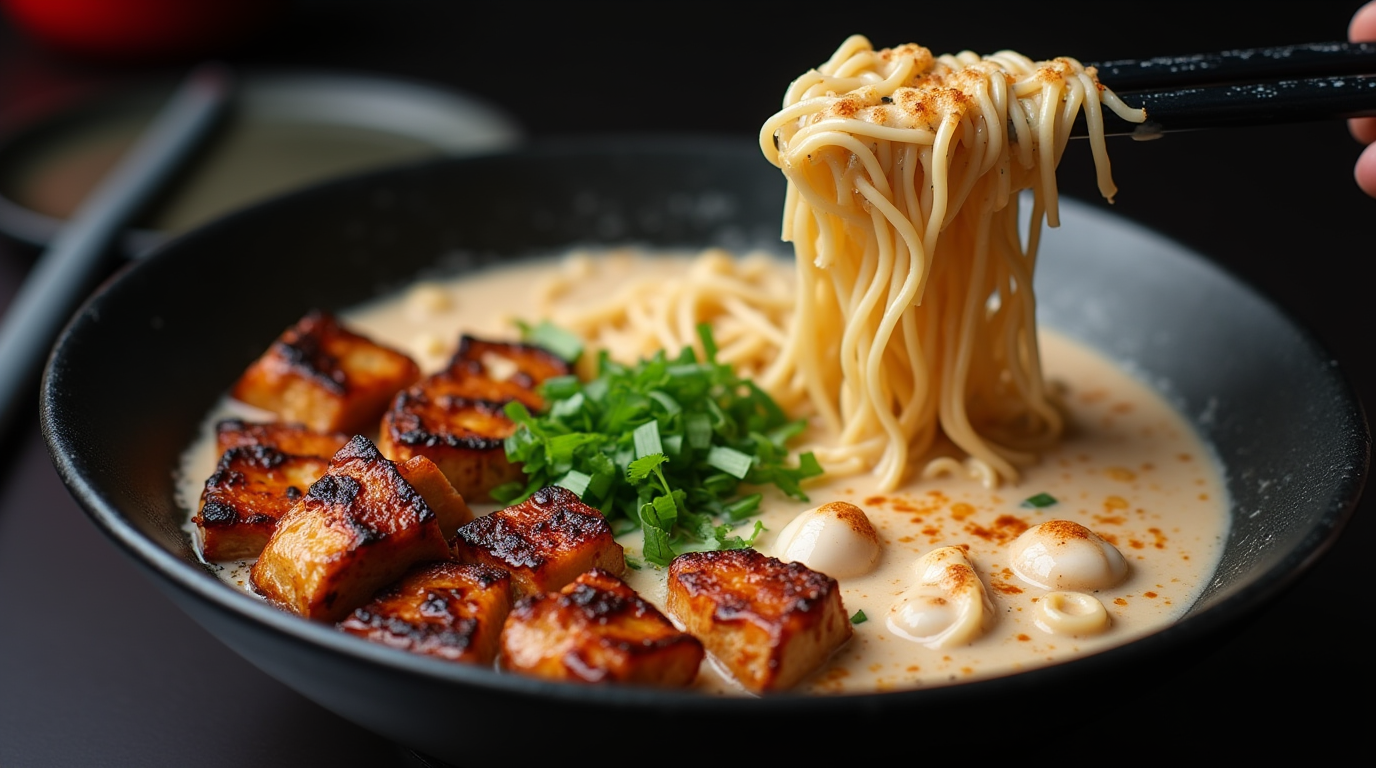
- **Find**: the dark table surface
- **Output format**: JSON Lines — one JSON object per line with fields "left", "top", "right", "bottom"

{"left": 1, "top": 2, "right": 1372, "bottom": 766}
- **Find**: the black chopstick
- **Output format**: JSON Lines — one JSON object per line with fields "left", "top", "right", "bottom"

{"left": 1088, "top": 74, "right": 1376, "bottom": 138}
{"left": 0, "top": 63, "right": 231, "bottom": 440}
{"left": 1088, "top": 41, "right": 1376, "bottom": 91}
{"left": 1069, "top": 41, "right": 1376, "bottom": 138}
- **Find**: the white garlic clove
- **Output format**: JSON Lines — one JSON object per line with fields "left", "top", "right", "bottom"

{"left": 887, "top": 546, "right": 994, "bottom": 649}
{"left": 1033, "top": 591, "right": 1111, "bottom": 636}
{"left": 772, "top": 501, "right": 881, "bottom": 579}
{"left": 1008, "top": 520, "right": 1128, "bottom": 591}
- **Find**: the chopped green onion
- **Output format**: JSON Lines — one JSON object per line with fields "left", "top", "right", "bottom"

{"left": 695, "top": 322, "right": 718, "bottom": 362}
{"left": 633, "top": 420, "right": 663, "bottom": 458}
{"left": 685, "top": 411, "right": 713, "bottom": 450}
{"left": 546, "top": 432, "right": 597, "bottom": 463}
{"left": 501, "top": 323, "right": 822, "bottom": 565}
{"left": 517, "top": 319, "right": 584, "bottom": 362}
{"left": 548, "top": 391, "right": 585, "bottom": 420}
{"left": 723, "top": 493, "right": 762, "bottom": 521}
{"left": 707, "top": 445, "right": 753, "bottom": 479}
{"left": 1021, "top": 492, "right": 1059, "bottom": 509}
{"left": 851, "top": 610, "right": 868, "bottom": 625}
{"left": 554, "top": 470, "right": 592, "bottom": 497}
{"left": 648, "top": 390, "right": 681, "bottom": 417}
{"left": 540, "top": 375, "right": 582, "bottom": 401}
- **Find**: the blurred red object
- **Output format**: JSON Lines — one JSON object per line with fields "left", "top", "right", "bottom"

{"left": 1, "top": 0, "right": 282, "bottom": 62}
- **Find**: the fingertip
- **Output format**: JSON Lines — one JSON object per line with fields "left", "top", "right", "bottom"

{"left": 1351, "top": 0, "right": 1376, "bottom": 41}
{"left": 1350, "top": 116, "right": 1376, "bottom": 144}
{"left": 1355, "top": 142, "right": 1376, "bottom": 198}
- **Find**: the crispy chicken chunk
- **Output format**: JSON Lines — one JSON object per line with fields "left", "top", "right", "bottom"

{"left": 500, "top": 568, "right": 703, "bottom": 686}
{"left": 231, "top": 310, "right": 421, "bottom": 434}
{"left": 448, "top": 335, "right": 570, "bottom": 390}
{"left": 214, "top": 418, "right": 351, "bottom": 457}
{"left": 666, "top": 548, "right": 852, "bottom": 693}
{"left": 193, "top": 420, "right": 350, "bottom": 561}
{"left": 378, "top": 336, "right": 568, "bottom": 502}
{"left": 450, "top": 485, "right": 624, "bottom": 599}
{"left": 339, "top": 561, "right": 512, "bottom": 665}
{"left": 378, "top": 370, "right": 527, "bottom": 503}
{"left": 250, "top": 435, "right": 452, "bottom": 622}
{"left": 194, "top": 445, "right": 334, "bottom": 561}
{"left": 395, "top": 454, "right": 475, "bottom": 538}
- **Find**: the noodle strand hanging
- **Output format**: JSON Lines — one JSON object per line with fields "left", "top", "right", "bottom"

{"left": 758, "top": 36, "right": 1145, "bottom": 490}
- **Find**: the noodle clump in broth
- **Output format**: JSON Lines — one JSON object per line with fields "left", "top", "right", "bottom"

{"left": 541, "top": 36, "right": 1146, "bottom": 492}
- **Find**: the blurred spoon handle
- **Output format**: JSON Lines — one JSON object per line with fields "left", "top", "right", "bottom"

{"left": 0, "top": 62, "right": 232, "bottom": 441}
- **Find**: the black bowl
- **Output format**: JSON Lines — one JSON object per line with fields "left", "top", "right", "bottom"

{"left": 41, "top": 137, "right": 1368, "bottom": 766}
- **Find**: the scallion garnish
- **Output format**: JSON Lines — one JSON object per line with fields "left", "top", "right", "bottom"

{"left": 706, "top": 445, "right": 753, "bottom": 479}
{"left": 517, "top": 319, "right": 584, "bottom": 363}
{"left": 851, "top": 609, "right": 868, "bottom": 625}
{"left": 1021, "top": 492, "right": 1058, "bottom": 509}
{"left": 494, "top": 324, "right": 823, "bottom": 566}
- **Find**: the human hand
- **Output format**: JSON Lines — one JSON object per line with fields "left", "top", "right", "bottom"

{"left": 1351, "top": 1, "right": 1376, "bottom": 196}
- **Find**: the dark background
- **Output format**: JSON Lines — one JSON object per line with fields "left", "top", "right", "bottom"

{"left": 0, "top": 1, "right": 1371, "bottom": 766}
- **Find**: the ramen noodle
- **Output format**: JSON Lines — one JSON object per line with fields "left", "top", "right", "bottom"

{"left": 759, "top": 36, "right": 1146, "bottom": 491}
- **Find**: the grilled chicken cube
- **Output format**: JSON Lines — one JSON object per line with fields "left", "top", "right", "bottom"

{"left": 451, "top": 485, "right": 624, "bottom": 599}
{"left": 377, "top": 370, "right": 528, "bottom": 502}
{"left": 231, "top": 310, "right": 421, "bottom": 434}
{"left": 666, "top": 548, "right": 852, "bottom": 694}
{"left": 193, "top": 421, "right": 351, "bottom": 561}
{"left": 395, "top": 454, "right": 474, "bottom": 537}
{"left": 338, "top": 561, "right": 512, "bottom": 665}
{"left": 193, "top": 428, "right": 469, "bottom": 561}
{"left": 378, "top": 336, "right": 568, "bottom": 502}
{"left": 250, "top": 435, "right": 451, "bottom": 622}
{"left": 193, "top": 445, "right": 334, "bottom": 561}
{"left": 500, "top": 568, "right": 703, "bottom": 686}
{"left": 214, "top": 417, "right": 351, "bottom": 457}
{"left": 449, "top": 335, "right": 570, "bottom": 389}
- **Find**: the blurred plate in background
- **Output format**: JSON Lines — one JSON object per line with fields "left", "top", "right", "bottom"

{"left": 0, "top": 70, "right": 522, "bottom": 257}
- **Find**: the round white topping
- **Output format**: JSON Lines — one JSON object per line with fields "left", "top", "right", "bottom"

{"left": 887, "top": 546, "right": 994, "bottom": 649}
{"left": 1008, "top": 520, "right": 1128, "bottom": 591}
{"left": 1033, "top": 591, "right": 1111, "bottom": 636}
{"left": 771, "top": 501, "right": 881, "bottom": 579}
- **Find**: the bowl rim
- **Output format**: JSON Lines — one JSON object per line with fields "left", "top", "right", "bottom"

{"left": 40, "top": 135, "right": 1371, "bottom": 711}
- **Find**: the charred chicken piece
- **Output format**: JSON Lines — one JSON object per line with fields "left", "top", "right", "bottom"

{"left": 378, "top": 336, "right": 569, "bottom": 502}
{"left": 193, "top": 420, "right": 350, "bottom": 561}
{"left": 448, "top": 335, "right": 571, "bottom": 389}
{"left": 666, "top": 548, "right": 852, "bottom": 693}
{"left": 250, "top": 435, "right": 452, "bottom": 622}
{"left": 231, "top": 310, "right": 421, "bottom": 434}
{"left": 451, "top": 485, "right": 624, "bottom": 599}
{"left": 214, "top": 417, "right": 352, "bottom": 458}
{"left": 339, "top": 561, "right": 512, "bottom": 665}
{"left": 500, "top": 568, "right": 703, "bottom": 687}
{"left": 377, "top": 369, "right": 528, "bottom": 503}
{"left": 394, "top": 454, "right": 475, "bottom": 538}
{"left": 194, "top": 445, "right": 334, "bottom": 561}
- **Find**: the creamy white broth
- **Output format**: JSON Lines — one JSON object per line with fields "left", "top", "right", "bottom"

{"left": 177, "top": 249, "right": 1229, "bottom": 695}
